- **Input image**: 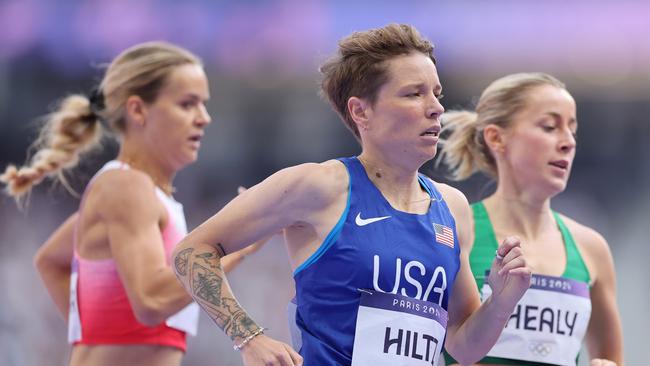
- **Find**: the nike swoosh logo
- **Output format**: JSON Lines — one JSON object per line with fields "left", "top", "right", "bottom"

{"left": 355, "top": 213, "right": 391, "bottom": 226}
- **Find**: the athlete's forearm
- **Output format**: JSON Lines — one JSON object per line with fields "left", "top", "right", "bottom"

{"left": 446, "top": 294, "right": 515, "bottom": 365}
{"left": 33, "top": 214, "right": 77, "bottom": 321}
{"left": 172, "top": 241, "right": 260, "bottom": 343}
{"left": 136, "top": 268, "right": 194, "bottom": 324}
{"left": 34, "top": 260, "right": 70, "bottom": 320}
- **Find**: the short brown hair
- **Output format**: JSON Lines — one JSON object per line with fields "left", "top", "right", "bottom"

{"left": 320, "top": 23, "right": 435, "bottom": 140}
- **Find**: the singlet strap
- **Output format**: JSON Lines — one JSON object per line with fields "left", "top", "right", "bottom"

{"left": 554, "top": 211, "right": 591, "bottom": 283}
{"left": 469, "top": 201, "right": 499, "bottom": 290}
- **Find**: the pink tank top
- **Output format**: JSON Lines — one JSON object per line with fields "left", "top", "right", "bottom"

{"left": 67, "top": 161, "right": 199, "bottom": 351}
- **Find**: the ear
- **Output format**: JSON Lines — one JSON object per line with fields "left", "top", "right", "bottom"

{"left": 347, "top": 96, "right": 371, "bottom": 132}
{"left": 124, "top": 95, "right": 148, "bottom": 128}
{"left": 483, "top": 124, "right": 508, "bottom": 155}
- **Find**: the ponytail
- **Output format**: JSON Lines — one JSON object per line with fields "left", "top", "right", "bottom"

{"left": 438, "top": 111, "right": 496, "bottom": 180}
{"left": 0, "top": 94, "right": 103, "bottom": 200}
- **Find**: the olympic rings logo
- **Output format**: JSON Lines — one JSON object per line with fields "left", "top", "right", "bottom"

{"left": 528, "top": 341, "right": 553, "bottom": 357}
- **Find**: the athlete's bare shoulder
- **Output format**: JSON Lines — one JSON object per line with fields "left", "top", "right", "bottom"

{"left": 557, "top": 214, "right": 610, "bottom": 261}
{"left": 258, "top": 159, "right": 348, "bottom": 211}
{"left": 432, "top": 180, "right": 470, "bottom": 210}
{"left": 86, "top": 168, "right": 161, "bottom": 220}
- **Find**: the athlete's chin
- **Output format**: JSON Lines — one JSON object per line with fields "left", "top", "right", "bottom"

{"left": 542, "top": 177, "right": 568, "bottom": 198}
{"left": 174, "top": 152, "right": 199, "bottom": 170}
{"left": 418, "top": 146, "right": 438, "bottom": 163}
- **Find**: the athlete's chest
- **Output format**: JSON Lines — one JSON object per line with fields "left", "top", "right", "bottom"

{"left": 333, "top": 213, "right": 459, "bottom": 305}
{"left": 493, "top": 228, "right": 567, "bottom": 276}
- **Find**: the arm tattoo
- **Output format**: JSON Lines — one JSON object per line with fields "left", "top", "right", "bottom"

{"left": 181, "top": 248, "right": 259, "bottom": 341}
{"left": 224, "top": 303, "right": 257, "bottom": 338}
{"left": 196, "top": 252, "right": 218, "bottom": 264}
{"left": 174, "top": 247, "right": 194, "bottom": 276}
{"left": 191, "top": 262, "right": 223, "bottom": 306}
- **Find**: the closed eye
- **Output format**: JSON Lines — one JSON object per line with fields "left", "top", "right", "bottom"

{"left": 180, "top": 100, "right": 195, "bottom": 109}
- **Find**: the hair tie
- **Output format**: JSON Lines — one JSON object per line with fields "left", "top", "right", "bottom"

{"left": 88, "top": 87, "right": 105, "bottom": 115}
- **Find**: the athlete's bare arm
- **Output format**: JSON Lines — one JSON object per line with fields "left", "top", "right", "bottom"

{"left": 33, "top": 213, "right": 78, "bottom": 320}
{"left": 565, "top": 217, "right": 624, "bottom": 365}
{"left": 172, "top": 161, "right": 347, "bottom": 365}
{"left": 94, "top": 169, "right": 193, "bottom": 326}
{"left": 436, "top": 183, "right": 532, "bottom": 365}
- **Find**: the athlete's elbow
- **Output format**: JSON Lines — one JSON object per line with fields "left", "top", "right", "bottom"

{"left": 33, "top": 249, "right": 47, "bottom": 273}
{"left": 132, "top": 290, "right": 171, "bottom": 326}
{"left": 445, "top": 338, "right": 481, "bottom": 365}
{"left": 171, "top": 240, "right": 194, "bottom": 273}
{"left": 448, "top": 352, "right": 479, "bottom": 366}
{"left": 171, "top": 240, "right": 186, "bottom": 259}
{"left": 33, "top": 247, "right": 59, "bottom": 278}
{"left": 132, "top": 300, "right": 167, "bottom": 327}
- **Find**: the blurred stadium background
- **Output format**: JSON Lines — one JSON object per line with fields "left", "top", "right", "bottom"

{"left": 1, "top": 0, "right": 648, "bottom": 365}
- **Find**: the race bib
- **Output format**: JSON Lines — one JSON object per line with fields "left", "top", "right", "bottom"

{"left": 482, "top": 273, "right": 591, "bottom": 366}
{"left": 166, "top": 302, "right": 200, "bottom": 336}
{"left": 352, "top": 289, "right": 447, "bottom": 366}
{"left": 67, "top": 259, "right": 82, "bottom": 343}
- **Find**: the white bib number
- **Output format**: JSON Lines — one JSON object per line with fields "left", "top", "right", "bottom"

{"left": 352, "top": 290, "right": 447, "bottom": 366}
{"left": 482, "top": 273, "right": 591, "bottom": 366}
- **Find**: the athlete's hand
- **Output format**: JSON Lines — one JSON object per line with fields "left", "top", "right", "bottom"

{"left": 240, "top": 334, "right": 303, "bottom": 366}
{"left": 487, "top": 236, "right": 532, "bottom": 308}
{"left": 590, "top": 359, "right": 617, "bottom": 366}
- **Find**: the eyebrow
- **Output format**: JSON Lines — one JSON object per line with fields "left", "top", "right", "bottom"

{"left": 181, "top": 93, "right": 209, "bottom": 101}
{"left": 545, "top": 112, "right": 578, "bottom": 128}
{"left": 401, "top": 82, "right": 443, "bottom": 93}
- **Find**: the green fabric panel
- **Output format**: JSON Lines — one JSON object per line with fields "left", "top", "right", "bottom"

{"left": 469, "top": 201, "right": 499, "bottom": 291}
{"left": 554, "top": 211, "right": 591, "bottom": 283}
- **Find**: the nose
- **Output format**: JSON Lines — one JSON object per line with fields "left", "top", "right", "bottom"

{"left": 559, "top": 128, "right": 576, "bottom": 153}
{"left": 426, "top": 92, "right": 445, "bottom": 120}
{"left": 195, "top": 103, "right": 212, "bottom": 127}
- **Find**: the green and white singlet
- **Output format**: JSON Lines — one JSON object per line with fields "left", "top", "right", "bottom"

{"left": 444, "top": 201, "right": 591, "bottom": 366}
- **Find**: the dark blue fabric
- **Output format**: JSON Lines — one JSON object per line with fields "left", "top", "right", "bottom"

{"left": 293, "top": 157, "right": 461, "bottom": 365}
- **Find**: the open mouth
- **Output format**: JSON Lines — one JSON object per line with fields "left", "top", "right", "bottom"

{"left": 420, "top": 125, "right": 441, "bottom": 137}
{"left": 189, "top": 135, "right": 203, "bottom": 142}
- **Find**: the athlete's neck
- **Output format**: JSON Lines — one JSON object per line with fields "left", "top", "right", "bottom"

{"left": 483, "top": 188, "right": 556, "bottom": 242}
{"left": 116, "top": 145, "right": 176, "bottom": 196}
{"left": 357, "top": 152, "right": 429, "bottom": 213}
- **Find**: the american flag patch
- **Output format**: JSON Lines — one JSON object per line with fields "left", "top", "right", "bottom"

{"left": 433, "top": 223, "right": 454, "bottom": 248}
